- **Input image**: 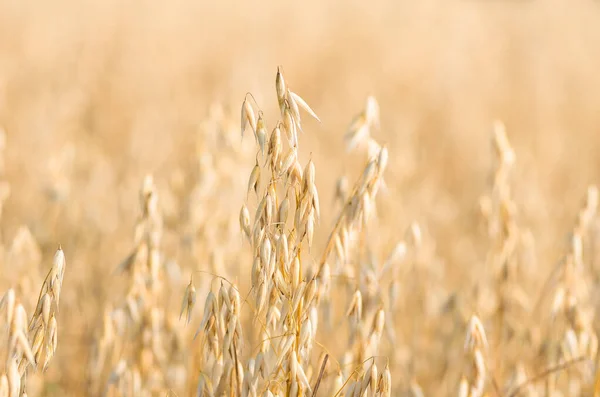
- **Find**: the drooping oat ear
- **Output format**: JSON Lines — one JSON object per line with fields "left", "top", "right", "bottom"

{"left": 310, "top": 184, "right": 320, "bottom": 224}
{"left": 41, "top": 293, "right": 52, "bottom": 326}
{"left": 43, "top": 315, "right": 58, "bottom": 371}
{"left": 283, "top": 107, "right": 298, "bottom": 148}
{"left": 382, "top": 365, "right": 392, "bottom": 397}
{"left": 180, "top": 278, "right": 196, "bottom": 325}
{"left": 465, "top": 314, "right": 488, "bottom": 351}
{"left": 16, "top": 330, "right": 36, "bottom": 368}
{"left": 264, "top": 192, "right": 274, "bottom": 226}
{"left": 198, "top": 291, "right": 216, "bottom": 331}
{"left": 241, "top": 100, "right": 248, "bottom": 138}
{"left": 256, "top": 114, "right": 268, "bottom": 156}
{"left": 254, "top": 195, "right": 268, "bottom": 228}
{"left": 52, "top": 247, "right": 66, "bottom": 284}
{"left": 287, "top": 89, "right": 302, "bottom": 131}
{"left": 239, "top": 204, "right": 251, "bottom": 241}
{"left": 370, "top": 363, "right": 380, "bottom": 397}
{"left": 260, "top": 237, "right": 272, "bottom": 277}
{"left": 305, "top": 157, "right": 316, "bottom": 185}
{"left": 31, "top": 325, "right": 44, "bottom": 364}
{"left": 12, "top": 303, "right": 27, "bottom": 339}
{"left": 295, "top": 355, "right": 312, "bottom": 395}
{"left": 267, "top": 125, "right": 282, "bottom": 169}
{"left": 306, "top": 212, "right": 315, "bottom": 250}
{"left": 276, "top": 67, "right": 287, "bottom": 112}
{"left": 277, "top": 233, "right": 289, "bottom": 267}
{"left": 289, "top": 91, "right": 320, "bottom": 123}
{"left": 278, "top": 195, "right": 290, "bottom": 227}
{"left": 346, "top": 289, "right": 363, "bottom": 320}
{"left": 280, "top": 148, "right": 297, "bottom": 178}
{"left": 218, "top": 282, "right": 232, "bottom": 314}
{"left": 241, "top": 98, "right": 257, "bottom": 140}
{"left": 247, "top": 162, "right": 261, "bottom": 199}
{"left": 252, "top": 221, "right": 265, "bottom": 249}
{"left": 371, "top": 308, "right": 385, "bottom": 338}
{"left": 289, "top": 162, "right": 303, "bottom": 194}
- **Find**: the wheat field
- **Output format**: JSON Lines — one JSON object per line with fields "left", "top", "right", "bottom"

{"left": 1, "top": 0, "right": 600, "bottom": 396}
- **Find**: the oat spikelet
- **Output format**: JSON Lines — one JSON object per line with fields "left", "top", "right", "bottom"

{"left": 180, "top": 277, "right": 196, "bottom": 325}
{"left": 248, "top": 161, "right": 261, "bottom": 198}
{"left": 256, "top": 113, "right": 268, "bottom": 156}
{"left": 241, "top": 98, "right": 257, "bottom": 139}
{"left": 239, "top": 204, "right": 251, "bottom": 241}
{"left": 289, "top": 91, "right": 321, "bottom": 123}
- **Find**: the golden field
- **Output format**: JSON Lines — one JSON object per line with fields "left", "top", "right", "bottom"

{"left": 1, "top": 0, "right": 600, "bottom": 396}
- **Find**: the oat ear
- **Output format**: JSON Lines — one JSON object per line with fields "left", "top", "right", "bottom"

{"left": 289, "top": 91, "right": 321, "bottom": 123}
{"left": 276, "top": 66, "right": 287, "bottom": 111}
{"left": 256, "top": 113, "right": 267, "bottom": 157}
{"left": 247, "top": 160, "right": 261, "bottom": 199}
{"left": 241, "top": 97, "right": 257, "bottom": 141}
{"left": 240, "top": 100, "right": 248, "bottom": 139}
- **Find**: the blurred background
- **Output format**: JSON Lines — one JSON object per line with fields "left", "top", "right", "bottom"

{"left": 1, "top": 0, "right": 600, "bottom": 395}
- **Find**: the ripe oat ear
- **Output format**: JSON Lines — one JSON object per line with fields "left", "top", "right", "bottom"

{"left": 240, "top": 101, "right": 248, "bottom": 139}
{"left": 279, "top": 147, "right": 297, "bottom": 178}
{"left": 287, "top": 89, "right": 302, "bottom": 131}
{"left": 256, "top": 114, "right": 267, "bottom": 157}
{"left": 241, "top": 98, "right": 257, "bottom": 140}
{"left": 239, "top": 204, "right": 251, "bottom": 241}
{"left": 289, "top": 91, "right": 321, "bottom": 123}
{"left": 247, "top": 161, "right": 261, "bottom": 199}
{"left": 266, "top": 125, "right": 282, "bottom": 169}
{"left": 180, "top": 278, "right": 196, "bottom": 325}
{"left": 276, "top": 66, "right": 287, "bottom": 110}
{"left": 283, "top": 106, "right": 298, "bottom": 148}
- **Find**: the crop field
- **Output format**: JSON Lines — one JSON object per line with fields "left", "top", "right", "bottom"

{"left": 1, "top": 0, "right": 600, "bottom": 396}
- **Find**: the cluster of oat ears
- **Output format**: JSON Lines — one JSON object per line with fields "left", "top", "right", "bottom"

{"left": 185, "top": 68, "right": 392, "bottom": 397}
{"left": 0, "top": 247, "right": 65, "bottom": 397}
